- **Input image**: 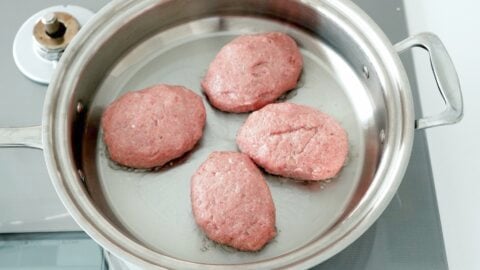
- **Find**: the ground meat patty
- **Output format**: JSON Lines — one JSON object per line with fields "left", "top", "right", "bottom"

{"left": 101, "top": 84, "right": 206, "bottom": 169}
{"left": 237, "top": 103, "right": 348, "bottom": 181}
{"left": 202, "top": 32, "right": 303, "bottom": 113}
{"left": 191, "top": 152, "right": 276, "bottom": 251}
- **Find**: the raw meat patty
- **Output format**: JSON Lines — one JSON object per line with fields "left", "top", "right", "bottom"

{"left": 102, "top": 84, "right": 206, "bottom": 169}
{"left": 202, "top": 32, "right": 303, "bottom": 113}
{"left": 237, "top": 103, "right": 348, "bottom": 181}
{"left": 191, "top": 152, "right": 276, "bottom": 251}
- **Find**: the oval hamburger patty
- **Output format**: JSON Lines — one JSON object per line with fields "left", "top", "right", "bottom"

{"left": 202, "top": 32, "right": 303, "bottom": 113}
{"left": 101, "top": 84, "right": 206, "bottom": 169}
{"left": 237, "top": 103, "right": 348, "bottom": 181}
{"left": 191, "top": 151, "right": 276, "bottom": 251}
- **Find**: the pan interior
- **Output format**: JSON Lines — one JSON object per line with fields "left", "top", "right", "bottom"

{"left": 82, "top": 16, "right": 379, "bottom": 264}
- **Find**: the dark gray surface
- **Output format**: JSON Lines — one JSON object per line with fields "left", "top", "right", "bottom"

{"left": 0, "top": 0, "right": 447, "bottom": 269}
{"left": 0, "top": 232, "right": 106, "bottom": 269}
{"left": 314, "top": 0, "right": 448, "bottom": 269}
{"left": 0, "top": 1, "right": 106, "bottom": 233}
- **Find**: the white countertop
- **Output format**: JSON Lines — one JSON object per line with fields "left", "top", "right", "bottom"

{"left": 403, "top": 1, "right": 480, "bottom": 269}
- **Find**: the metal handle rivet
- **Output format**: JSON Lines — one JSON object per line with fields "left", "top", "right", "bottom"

{"left": 76, "top": 101, "right": 84, "bottom": 113}
{"left": 362, "top": 65, "right": 370, "bottom": 79}
{"left": 380, "top": 129, "right": 385, "bottom": 143}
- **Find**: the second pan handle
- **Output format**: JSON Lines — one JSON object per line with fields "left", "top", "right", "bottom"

{"left": 0, "top": 126, "right": 43, "bottom": 149}
{"left": 395, "top": 32, "right": 463, "bottom": 129}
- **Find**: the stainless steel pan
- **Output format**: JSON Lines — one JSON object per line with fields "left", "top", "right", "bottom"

{"left": 0, "top": 0, "right": 463, "bottom": 269}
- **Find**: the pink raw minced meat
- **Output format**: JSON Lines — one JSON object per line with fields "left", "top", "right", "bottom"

{"left": 202, "top": 32, "right": 303, "bottom": 113}
{"left": 237, "top": 103, "right": 348, "bottom": 181}
{"left": 101, "top": 84, "right": 206, "bottom": 169}
{"left": 191, "top": 151, "right": 276, "bottom": 251}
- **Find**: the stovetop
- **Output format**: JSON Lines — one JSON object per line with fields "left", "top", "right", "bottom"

{"left": 0, "top": 1, "right": 448, "bottom": 269}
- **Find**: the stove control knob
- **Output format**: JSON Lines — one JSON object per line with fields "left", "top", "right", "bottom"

{"left": 12, "top": 5, "right": 94, "bottom": 84}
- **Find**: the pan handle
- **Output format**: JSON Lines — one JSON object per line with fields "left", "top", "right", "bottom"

{"left": 0, "top": 126, "right": 43, "bottom": 149}
{"left": 395, "top": 32, "right": 463, "bottom": 129}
